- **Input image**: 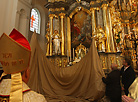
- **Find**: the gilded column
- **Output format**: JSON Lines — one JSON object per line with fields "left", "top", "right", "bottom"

{"left": 48, "top": 0, "right": 55, "bottom": 2}
{"left": 133, "top": 24, "right": 137, "bottom": 39}
{"left": 109, "top": 8, "right": 116, "bottom": 52}
{"left": 122, "top": 24, "right": 125, "bottom": 45}
{"left": 59, "top": 13, "right": 65, "bottom": 55}
{"left": 102, "top": 4, "right": 111, "bottom": 52}
{"left": 67, "top": 17, "right": 71, "bottom": 59}
{"left": 49, "top": 14, "right": 54, "bottom": 56}
{"left": 90, "top": 7, "right": 96, "bottom": 35}
{"left": 127, "top": 22, "right": 131, "bottom": 37}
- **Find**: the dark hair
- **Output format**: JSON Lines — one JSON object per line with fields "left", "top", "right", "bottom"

{"left": 0, "top": 74, "right": 11, "bottom": 82}
{"left": 0, "top": 70, "right": 25, "bottom": 82}
{"left": 0, "top": 70, "right": 3, "bottom": 76}
{"left": 124, "top": 57, "right": 132, "bottom": 65}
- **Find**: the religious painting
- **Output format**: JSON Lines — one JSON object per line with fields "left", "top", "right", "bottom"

{"left": 71, "top": 10, "right": 92, "bottom": 48}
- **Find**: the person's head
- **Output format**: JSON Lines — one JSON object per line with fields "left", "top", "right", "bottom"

{"left": 123, "top": 57, "right": 132, "bottom": 67}
{"left": 111, "top": 63, "right": 118, "bottom": 70}
{"left": 0, "top": 70, "right": 3, "bottom": 77}
{"left": 0, "top": 28, "right": 31, "bottom": 74}
{"left": 0, "top": 28, "right": 31, "bottom": 101}
{"left": 54, "top": 30, "right": 58, "bottom": 34}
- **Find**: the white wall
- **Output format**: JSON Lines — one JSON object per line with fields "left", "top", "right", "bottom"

{"left": 0, "top": 0, "right": 48, "bottom": 53}
{"left": 16, "top": 0, "right": 32, "bottom": 39}
{"left": 0, "top": 0, "right": 31, "bottom": 37}
{"left": 0, "top": 0, "right": 18, "bottom": 35}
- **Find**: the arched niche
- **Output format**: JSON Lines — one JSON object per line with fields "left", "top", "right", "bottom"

{"left": 18, "top": 9, "right": 28, "bottom": 37}
{"left": 66, "top": 3, "right": 92, "bottom": 64}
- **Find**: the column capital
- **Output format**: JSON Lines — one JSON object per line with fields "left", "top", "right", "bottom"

{"left": 90, "top": 7, "right": 99, "bottom": 11}
{"left": 59, "top": 13, "right": 65, "bottom": 18}
{"left": 90, "top": 1, "right": 95, "bottom": 5}
{"left": 121, "top": 23, "right": 126, "bottom": 27}
{"left": 49, "top": 8, "right": 55, "bottom": 12}
{"left": 60, "top": 7, "right": 65, "bottom": 11}
{"left": 16, "top": 10, "right": 21, "bottom": 15}
{"left": 127, "top": 23, "right": 130, "bottom": 26}
{"left": 101, "top": 4, "right": 108, "bottom": 9}
{"left": 49, "top": 14, "right": 55, "bottom": 18}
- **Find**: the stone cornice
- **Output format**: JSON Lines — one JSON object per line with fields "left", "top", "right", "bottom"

{"left": 19, "top": 0, "right": 32, "bottom": 8}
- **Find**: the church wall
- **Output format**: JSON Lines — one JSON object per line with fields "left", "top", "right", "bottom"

{"left": 0, "top": 0, "right": 18, "bottom": 35}
{"left": 28, "top": 0, "right": 49, "bottom": 53}
{"left": 0, "top": 0, "right": 48, "bottom": 53}
{"left": 16, "top": 0, "right": 32, "bottom": 39}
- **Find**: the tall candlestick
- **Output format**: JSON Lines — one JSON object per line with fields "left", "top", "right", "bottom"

{"left": 85, "top": 48, "right": 86, "bottom": 55}
{"left": 129, "top": 0, "right": 132, "bottom": 6}
{"left": 133, "top": 24, "right": 137, "bottom": 39}
{"left": 73, "top": 48, "right": 75, "bottom": 60}
{"left": 118, "top": 0, "right": 121, "bottom": 10}
{"left": 67, "top": 50, "right": 69, "bottom": 63}
{"left": 124, "top": 0, "right": 126, "bottom": 5}
{"left": 67, "top": 17, "right": 71, "bottom": 62}
{"left": 70, "top": 49, "right": 72, "bottom": 62}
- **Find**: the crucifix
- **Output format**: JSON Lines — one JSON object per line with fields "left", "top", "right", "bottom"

{"left": 31, "top": 15, "right": 35, "bottom": 28}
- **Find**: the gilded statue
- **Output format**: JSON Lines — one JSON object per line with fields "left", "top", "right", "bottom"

{"left": 115, "top": 31, "right": 121, "bottom": 52}
{"left": 127, "top": 2, "right": 131, "bottom": 11}
{"left": 122, "top": 2, "right": 126, "bottom": 11}
{"left": 52, "top": 30, "right": 61, "bottom": 55}
{"left": 110, "top": 57, "right": 115, "bottom": 64}
{"left": 116, "top": 57, "right": 121, "bottom": 68}
{"left": 46, "top": 32, "right": 50, "bottom": 56}
{"left": 75, "top": 44, "right": 86, "bottom": 60}
{"left": 98, "top": 34, "right": 106, "bottom": 52}
{"left": 102, "top": 57, "right": 106, "bottom": 68}
{"left": 46, "top": 22, "right": 50, "bottom": 56}
{"left": 124, "top": 34, "right": 132, "bottom": 49}
{"left": 97, "top": 26, "right": 106, "bottom": 52}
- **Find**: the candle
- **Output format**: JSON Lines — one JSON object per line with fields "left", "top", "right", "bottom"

{"left": 73, "top": 48, "right": 75, "bottom": 60}
{"left": 70, "top": 49, "right": 72, "bottom": 62}
{"left": 67, "top": 50, "right": 69, "bottom": 63}
{"left": 129, "top": 0, "right": 132, "bottom": 6}
{"left": 118, "top": 0, "right": 121, "bottom": 10}
{"left": 124, "top": 0, "right": 126, "bottom": 5}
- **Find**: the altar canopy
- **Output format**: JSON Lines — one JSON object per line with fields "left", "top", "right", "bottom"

{"left": 28, "top": 33, "right": 105, "bottom": 101}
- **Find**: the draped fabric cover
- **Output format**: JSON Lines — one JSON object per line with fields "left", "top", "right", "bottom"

{"left": 128, "top": 77, "right": 138, "bottom": 100}
{"left": 28, "top": 33, "right": 105, "bottom": 101}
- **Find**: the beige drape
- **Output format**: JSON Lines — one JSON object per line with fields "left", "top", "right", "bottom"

{"left": 28, "top": 33, "right": 105, "bottom": 101}
{"left": 128, "top": 77, "right": 138, "bottom": 100}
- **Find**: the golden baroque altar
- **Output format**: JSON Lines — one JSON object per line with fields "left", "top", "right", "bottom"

{"left": 45, "top": 0, "right": 138, "bottom": 72}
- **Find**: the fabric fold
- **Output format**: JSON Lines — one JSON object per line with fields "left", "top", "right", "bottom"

{"left": 28, "top": 32, "right": 105, "bottom": 101}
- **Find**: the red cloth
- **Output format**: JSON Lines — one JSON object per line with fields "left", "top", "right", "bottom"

{"left": 9, "top": 28, "right": 31, "bottom": 51}
{"left": 73, "top": 26, "right": 80, "bottom": 35}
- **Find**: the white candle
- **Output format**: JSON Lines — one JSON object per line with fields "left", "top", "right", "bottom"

{"left": 67, "top": 50, "right": 69, "bottom": 63}
{"left": 124, "top": 0, "right": 126, "bottom": 5}
{"left": 129, "top": 0, "right": 132, "bottom": 6}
